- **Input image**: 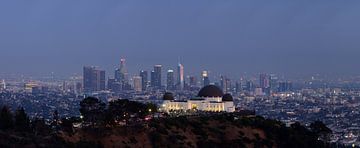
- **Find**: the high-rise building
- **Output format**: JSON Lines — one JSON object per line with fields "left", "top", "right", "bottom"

{"left": 278, "top": 81, "right": 293, "bottom": 92}
{"left": 1, "top": 79, "right": 6, "bottom": 90}
{"left": 220, "top": 76, "right": 231, "bottom": 93}
{"left": 269, "top": 74, "right": 279, "bottom": 91}
{"left": 260, "top": 73, "right": 270, "bottom": 89}
{"left": 246, "top": 80, "right": 254, "bottom": 92}
{"left": 177, "top": 62, "right": 184, "bottom": 90}
{"left": 189, "top": 76, "right": 197, "bottom": 87}
{"left": 167, "top": 70, "right": 175, "bottom": 90}
{"left": 83, "top": 66, "right": 106, "bottom": 92}
{"left": 107, "top": 78, "right": 121, "bottom": 92}
{"left": 235, "top": 81, "right": 242, "bottom": 93}
{"left": 133, "top": 76, "right": 142, "bottom": 92}
{"left": 115, "top": 58, "right": 129, "bottom": 89}
{"left": 151, "top": 65, "right": 162, "bottom": 89}
{"left": 140, "top": 70, "right": 148, "bottom": 91}
{"left": 202, "top": 71, "right": 210, "bottom": 87}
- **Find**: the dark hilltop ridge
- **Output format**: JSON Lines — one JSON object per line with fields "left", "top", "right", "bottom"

{"left": 0, "top": 97, "right": 341, "bottom": 148}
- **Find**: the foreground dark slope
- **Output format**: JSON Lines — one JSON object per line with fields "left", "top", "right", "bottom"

{"left": 0, "top": 113, "right": 331, "bottom": 148}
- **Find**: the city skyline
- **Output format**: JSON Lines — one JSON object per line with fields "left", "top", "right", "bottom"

{"left": 1, "top": 1, "right": 360, "bottom": 77}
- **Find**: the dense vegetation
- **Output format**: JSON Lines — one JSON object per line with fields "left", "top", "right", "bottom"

{"left": 0, "top": 97, "right": 340, "bottom": 148}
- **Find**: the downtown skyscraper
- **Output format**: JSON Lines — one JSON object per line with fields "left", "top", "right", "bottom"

{"left": 167, "top": 69, "right": 175, "bottom": 90}
{"left": 140, "top": 70, "right": 148, "bottom": 91}
{"left": 202, "top": 71, "right": 210, "bottom": 87}
{"left": 151, "top": 65, "right": 162, "bottom": 89}
{"left": 177, "top": 62, "right": 184, "bottom": 90}
{"left": 115, "top": 58, "right": 130, "bottom": 90}
{"left": 83, "top": 66, "right": 106, "bottom": 93}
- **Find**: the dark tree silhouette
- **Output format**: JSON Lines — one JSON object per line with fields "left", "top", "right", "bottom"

{"left": 80, "top": 97, "right": 106, "bottom": 126}
{"left": 14, "top": 107, "right": 30, "bottom": 131}
{"left": 145, "top": 103, "right": 158, "bottom": 114}
{"left": 51, "top": 110, "right": 61, "bottom": 131}
{"left": 61, "top": 117, "right": 75, "bottom": 134}
{"left": 31, "top": 117, "right": 51, "bottom": 136}
{"left": 0, "top": 106, "right": 14, "bottom": 130}
{"left": 310, "top": 121, "right": 332, "bottom": 142}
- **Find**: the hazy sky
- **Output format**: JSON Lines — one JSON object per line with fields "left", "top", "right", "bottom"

{"left": 1, "top": 1, "right": 360, "bottom": 78}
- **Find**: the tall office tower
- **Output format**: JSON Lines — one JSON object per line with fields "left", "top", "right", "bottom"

{"left": 225, "top": 78, "right": 231, "bottom": 93}
{"left": 107, "top": 78, "right": 121, "bottom": 92}
{"left": 140, "top": 70, "right": 148, "bottom": 91}
{"left": 220, "top": 76, "right": 231, "bottom": 93}
{"left": 116, "top": 59, "right": 128, "bottom": 82}
{"left": 202, "top": 71, "right": 210, "bottom": 87}
{"left": 189, "top": 76, "right": 197, "bottom": 87}
{"left": 220, "top": 75, "right": 227, "bottom": 92}
{"left": 166, "top": 70, "right": 175, "bottom": 90}
{"left": 235, "top": 81, "right": 242, "bottom": 93}
{"left": 83, "top": 66, "right": 106, "bottom": 92}
{"left": 259, "top": 73, "right": 270, "bottom": 89}
{"left": 151, "top": 65, "right": 162, "bottom": 89}
{"left": 133, "top": 76, "right": 142, "bottom": 92}
{"left": 1, "top": 79, "right": 6, "bottom": 90}
{"left": 269, "top": 74, "right": 278, "bottom": 91}
{"left": 177, "top": 62, "right": 184, "bottom": 90}
{"left": 246, "top": 80, "right": 254, "bottom": 92}
{"left": 278, "top": 81, "right": 293, "bottom": 92}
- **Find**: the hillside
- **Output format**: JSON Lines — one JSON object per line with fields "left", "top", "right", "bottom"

{"left": 0, "top": 113, "right": 332, "bottom": 148}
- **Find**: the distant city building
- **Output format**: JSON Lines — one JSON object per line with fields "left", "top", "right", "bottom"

{"left": 24, "top": 82, "right": 41, "bottom": 94}
{"left": 115, "top": 58, "right": 129, "bottom": 90}
{"left": 189, "top": 76, "right": 197, "bottom": 87}
{"left": 220, "top": 76, "right": 231, "bottom": 93}
{"left": 235, "top": 81, "right": 242, "bottom": 93}
{"left": 254, "top": 87, "right": 263, "bottom": 96}
{"left": 269, "top": 74, "right": 278, "bottom": 91}
{"left": 177, "top": 62, "right": 184, "bottom": 90}
{"left": 167, "top": 69, "right": 175, "bottom": 90}
{"left": 278, "top": 81, "right": 293, "bottom": 92}
{"left": 260, "top": 73, "right": 270, "bottom": 89}
{"left": 202, "top": 71, "right": 210, "bottom": 87}
{"left": 133, "top": 76, "right": 142, "bottom": 92}
{"left": 151, "top": 65, "right": 162, "bottom": 89}
{"left": 83, "top": 66, "right": 106, "bottom": 93}
{"left": 1, "top": 79, "right": 6, "bottom": 90}
{"left": 107, "top": 78, "right": 121, "bottom": 92}
{"left": 161, "top": 85, "right": 235, "bottom": 112}
{"left": 246, "top": 80, "right": 254, "bottom": 92}
{"left": 140, "top": 70, "right": 148, "bottom": 91}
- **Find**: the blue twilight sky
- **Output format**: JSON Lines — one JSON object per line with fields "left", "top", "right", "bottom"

{"left": 0, "top": 0, "right": 360, "bottom": 78}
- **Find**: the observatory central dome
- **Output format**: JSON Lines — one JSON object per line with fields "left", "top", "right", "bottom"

{"left": 197, "top": 85, "right": 224, "bottom": 97}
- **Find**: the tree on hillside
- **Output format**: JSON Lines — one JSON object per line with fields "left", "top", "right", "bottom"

{"left": 145, "top": 103, "right": 158, "bottom": 114}
{"left": 80, "top": 97, "right": 106, "bottom": 126}
{"left": 107, "top": 99, "right": 156, "bottom": 125}
{"left": 14, "top": 107, "right": 30, "bottom": 131}
{"left": 0, "top": 106, "right": 14, "bottom": 130}
{"left": 51, "top": 110, "right": 61, "bottom": 131}
{"left": 31, "top": 117, "right": 51, "bottom": 136}
{"left": 310, "top": 121, "right": 332, "bottom": 142}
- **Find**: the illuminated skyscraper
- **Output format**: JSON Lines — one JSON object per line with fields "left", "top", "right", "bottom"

{"left": 1, "top": 79, "right": 6, "bottom": 90}
{"left": 140, "top": 70, "right": 148, "bottom": 91}
{"left": 133, "top": 76, "right": 142, "bottom": 92}
{"left": 259, "top": 73, "right": 270, "bottom": 89}
{"left": 220, "top": 75, "right": 231, "bottom": 93}
{"left": 115, "top": 58, "right": 128, "bottom": 83}
{"left": 269, "top": 74, "right": 279, "bottom": 91}
{"left": 167, "top": 69, "right": 175, "bottom": 90}
{"left": 83, "top": 66, "right": 106, "bottom": 92}
{"left": 151, "top": 65, "right": 162, "bottom": 89}
{"left": 202, "top": 71, "right": 210, "bottom": 87}
{"left": 177, "top": 62, "right": 184, "bottom": 90}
